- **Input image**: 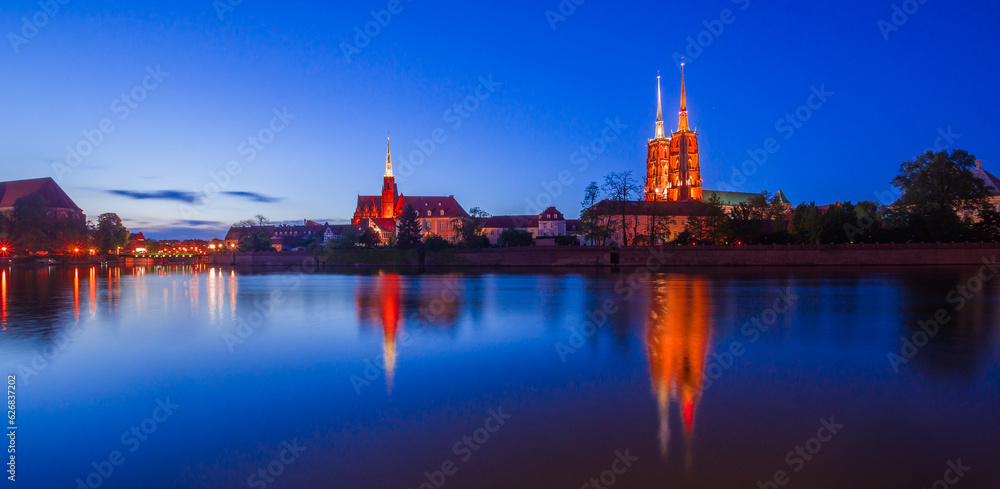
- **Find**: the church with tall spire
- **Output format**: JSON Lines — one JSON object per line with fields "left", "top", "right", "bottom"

{"left": 352, "top": 135, "right": 470, "bottom": 243}
{"left": 587, "top": 66, "right": 792, "bottom": 246}
{"left": 645, "top": 64, "right": 703, "bottom": 202}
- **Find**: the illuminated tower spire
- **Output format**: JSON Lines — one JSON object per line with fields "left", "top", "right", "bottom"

{"left": 655, "top": 74, "right": 665, "bottom": 139}
{"left": 678, "top": 63, "right": 690, "bottom": 132}
{"left": 384, "top": 133, "right": 394, "bottom": 178}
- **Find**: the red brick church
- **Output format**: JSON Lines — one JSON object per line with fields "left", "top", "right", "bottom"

{"left": 352, "top": 138, "right": 468, "bottom": 243}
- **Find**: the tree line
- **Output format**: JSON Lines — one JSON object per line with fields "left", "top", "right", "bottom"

{"left": 0, "top": 194, "right": 129, "bottom": 255}
{"left": 578, "top": 149, "right": 1000, "bottom": 246}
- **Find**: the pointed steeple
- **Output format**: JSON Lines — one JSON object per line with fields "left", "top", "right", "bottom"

{"left": 384, "top": 134, "right": 394, "bottom": 178}
{"left": 678, "top": 63, "right": 690, "bottom": 132}
{"left": 655, "top": 74, "right": 665, "bottom": 139}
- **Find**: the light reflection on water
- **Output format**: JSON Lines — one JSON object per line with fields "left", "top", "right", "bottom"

{"left": 0, "top": 265, "right": 999, "bottom": 488}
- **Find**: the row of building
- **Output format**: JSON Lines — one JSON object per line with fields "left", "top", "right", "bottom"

{"left": 224, "top": 65, "right": 1000, "bottom": 249}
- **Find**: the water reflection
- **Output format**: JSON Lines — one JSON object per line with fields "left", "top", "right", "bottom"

{"left": 645, "top": 275, "right": 711, "bottom": 468}
{"left": 1, "top": 269, "right": 7, "bottom": 328}
{"left": 355, "top": 273, "right": 467, "bottom": 393}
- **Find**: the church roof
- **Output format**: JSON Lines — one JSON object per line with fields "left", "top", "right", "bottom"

{"left": 0, "top": 177, "right": 83, "bottom": 211}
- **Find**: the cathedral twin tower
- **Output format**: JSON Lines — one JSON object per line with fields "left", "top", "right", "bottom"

{"left": 644, "top": 64, "right": 703, "bottom": 202}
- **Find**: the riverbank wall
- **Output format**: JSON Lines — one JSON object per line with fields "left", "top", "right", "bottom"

{"left": 201, "top": 242, "right": 1000, "bottom": 268}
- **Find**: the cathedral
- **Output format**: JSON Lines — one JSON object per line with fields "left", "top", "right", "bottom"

{"left": 645, "top": 63, "right": 703, "bottom": 202}
{"left": 587, "top": 65, "right": 791, "bottom": 246}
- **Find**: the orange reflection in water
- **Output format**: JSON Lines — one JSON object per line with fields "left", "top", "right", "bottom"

{"left": 73, "top": 268, "right": 80, "bottom": 320}
{"left": 646, "top": 276, "right": 711, "bottom": 468}
{"left": 1, "top": 270, "right": 7, "bottom": 328}
{"left": 379, "top": 273, "right": 402, "bottom": 393}
{"left": 89, "top": 267, "right": 97, "bottom": 317}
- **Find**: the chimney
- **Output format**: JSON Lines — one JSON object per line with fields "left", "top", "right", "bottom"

{"left": 976, "top": 159, "right": 983, "bottom": 170}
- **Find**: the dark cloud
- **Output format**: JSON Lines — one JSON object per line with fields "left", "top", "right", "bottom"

{"left": 176, "top": 220, "right": 223, "bottom": 227}
{"left": 107, "top": 190, "right": 198, "bottom": 203}
{"left": 223, "top": 191, "right": 283, "bottom": 203}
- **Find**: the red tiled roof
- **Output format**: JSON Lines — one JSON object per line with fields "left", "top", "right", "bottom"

{"left": 0, "top": 177, "right": 82, "bottom": 211}
{"left": 483, "top": 215, "right": 537, "bottom": 229}
{"left": 404, "top": 196, "right": 469, "bottom": 218}
{"left": 539, "top": 206, "right": 565, "bottom": 220}
{"left": 972, "top": 166, "right": 1000, "bottom": 196}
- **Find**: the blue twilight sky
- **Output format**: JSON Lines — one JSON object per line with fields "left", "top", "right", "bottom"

{"left": 1, "top": 0, "right": 998, "bottom": 239}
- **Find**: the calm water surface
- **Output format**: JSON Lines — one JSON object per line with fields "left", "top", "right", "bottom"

{"left": 1, "top": 265, "right": 999, "bottom": 488}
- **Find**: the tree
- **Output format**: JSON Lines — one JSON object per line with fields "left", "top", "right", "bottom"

{"left": 685, "top": 194, "right": 729, "bottom": 244}
{"left": 325, "top": 226, "right": 359, "bottom": 250}
{"left": 359, "top": 227, "right": 381, "bottom": 248}
{"left": 579, "top": 182, "right": 606, "bottom": 245}
{"left": 498, "top": 228, "right": 534, "bottom": 247}
{"left": 602, "top": 171, "right": 641, "bottom": 246}
{"left": 233, "top": 217, "right": 272, "bottom": 252}
{"left": 453, "top": 207, "right": 490, "bottom": 248}
{"left": 396, "top": 204, "right": 422, "bottom": 249}
{"left": 423, "top": 234, "right": 451, "bottom": 252}
{"left": 820, "top": 202, "right": 857, "bottom": 244}
{"left": 95, "top": 213, "right": 130, "bottom": 254}
{"left": 788, "top": 202, "right": 823, "bottom": 244}
{"left": 888, "top": 150, "right": 997, "bottom": 241}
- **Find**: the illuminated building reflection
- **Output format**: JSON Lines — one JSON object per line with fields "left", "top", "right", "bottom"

{"left": 356, "top": 273, "right": 403, "bottom": 394}
{"left": 355, "top": 273, "right": 465, "bottom": 394}
{"left": 1, "top": 270, "right": 7, "bottom": 328}
{"left": 645, "top": 275, "right": 711, "bottom": 468}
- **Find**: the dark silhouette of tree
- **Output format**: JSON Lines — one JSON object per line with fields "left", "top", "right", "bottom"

{"left": 498, "top": 228, "right": 534, "bottom": 247}
{"left": 601, "top": 171, "right": 640, "bottom": 246}
{"left": 234, "top": 217, "right": 272, "bottom": 252}
{"left": 396, "top": 204, "right": 422, "bottom": 249}
{"left": 685, "top": 194, "right": 729, "bottom": 244}
{"left": 94, "top": 213, "right": 130, "bottom": 254}
{"left": 359, "top": 227, "right": 381, "bottom": 248}
{"left": 453, "top": 207, "right": 490, "bottom": 248}
{"left": 888, "top": 150, "right": 1000, "bottom": 241}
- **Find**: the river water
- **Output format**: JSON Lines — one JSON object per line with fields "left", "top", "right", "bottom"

{"left": 1, "top": 264, "right": 998, "bottom": 488}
